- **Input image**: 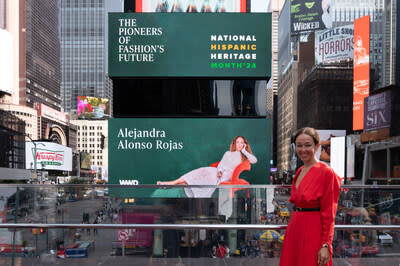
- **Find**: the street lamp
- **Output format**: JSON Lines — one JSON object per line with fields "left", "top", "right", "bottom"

{"left": 24, "top": 134, "right": 37, "bottom": 183}
{"left": 41, "top": 162, "right": 46, "bottom": 184}
{"left": 24, "top": 134, "right": 45, "bottom": 183}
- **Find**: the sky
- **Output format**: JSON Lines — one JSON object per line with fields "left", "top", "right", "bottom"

{"left": 251, "top": 0, "right": 271, "bottom": 12}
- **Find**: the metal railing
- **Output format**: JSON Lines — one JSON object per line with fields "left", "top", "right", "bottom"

{"left": 1, "top": 223, "right": 400, "bottom": 230}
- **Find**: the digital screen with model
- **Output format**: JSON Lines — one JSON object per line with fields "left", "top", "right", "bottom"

{"left": 108, "top": 117, "right": 270, "bottom": 197}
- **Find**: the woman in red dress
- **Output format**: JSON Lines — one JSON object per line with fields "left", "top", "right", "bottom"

{"left": 280, "top": 127, "right": 341, "bottom": 266}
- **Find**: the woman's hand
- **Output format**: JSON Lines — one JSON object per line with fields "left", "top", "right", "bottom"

{"left": 241, "top": 144, "right": 247, "bottom": 151}
{"left": 318, "top": 246, "right": 330, "bottom": 265}
{"left": 217, "top": 171, "right": 222, "bottom": 178}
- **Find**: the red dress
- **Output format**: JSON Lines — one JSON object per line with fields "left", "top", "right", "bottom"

{"left": 279, "top": 162, "right": 341, "bottom": 266}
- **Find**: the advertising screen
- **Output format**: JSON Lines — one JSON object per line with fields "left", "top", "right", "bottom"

{"left": 315, "top": 24, "right": 353, "bottom": 64}
{"left": 353, "top": 15, "right": 370, "bottom": 131}
{"left": 331, "top": 136, "right": 345, "bottom": 178}
{"left": 77, "top": 96, "right": 110, "bottom": 119}
{"left": 291, "top": 0, "right": 332, "bottom": 34}
{"left": 315, "top": 129, "right": 346, "bottom": 166}
{"left": 364, "top": 91, "right": 391, "bottom": 132}
{"left": 109, "top": 118, "right": 270, "bottom": 197}
{"left": 136, "top": 0, "right": 246, "bottom": 13}
{"left": 25, "top": 142, "right": 72, "bottom": 171}
{"left": 80, "top": 152, "right": 91, "bottom": 170}
{"left": 108, "top": 13, "right": 271, "bottom": 78}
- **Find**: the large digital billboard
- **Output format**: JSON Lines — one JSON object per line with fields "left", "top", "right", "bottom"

{"left": 353, "top": 15, "right": 370, "bottom": 131}
{"left": 109, "top": 118, "right": 270, "bottom": 197}
{"left": 108, "top": 13, "right": 271, "bottom": 78}
{"left": 364, "top": 91, "right": 391, "bottom": 132}
{"left": 77, "top": 96, "right": 110, "bottom": 119}
{"left": 291, "top": 0, "right": 332, "bottom": 34}
{"left": 315, "top": 24, "right": 353, "bottom": 65}
{"left": 80, "top": 152, "right": 91, "bottom": 170}
{"left": 136, "top": 0, "right": 246, "bottom": 13}
{"left": 25, "top": 142, "right": 72, "bottom": 171}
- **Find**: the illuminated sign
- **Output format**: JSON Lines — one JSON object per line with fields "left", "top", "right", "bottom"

{"left": 315, "top": 24, "right": 353, "bottom": 64}
{"left": 77, "top": 96, "right": 110, "bottom": 120}
{"left": 108, "top": 13, "right": 271, "bottom": 78}
{"left": 291, "top": 0, "right": 332, "bottom": 34}
{"left": 353, "top": 15, "right": 370, "bottom": 131}
{"left": 25, "top": 142, "right": 72, "bottom": 171}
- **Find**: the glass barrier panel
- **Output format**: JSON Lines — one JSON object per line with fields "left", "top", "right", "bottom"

{"left": 0, "top": 228, "right": 399, "bottom": 265}
{"left": 1, "top": 185, "right": 400, "bottom": 265}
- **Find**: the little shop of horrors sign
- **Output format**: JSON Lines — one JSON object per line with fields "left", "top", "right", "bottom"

{"left": 315, "top": 24, "right": 354, "bottom": 65}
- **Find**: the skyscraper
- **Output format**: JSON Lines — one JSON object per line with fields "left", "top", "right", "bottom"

{"left": 0, "top": 0, "right": 61, "bottom": 110}
{"left": 270, "top": 0, "right": 285, "bottom": 95}
{"left": 329, "top": 0, "right": 397, "bottom": 89}
{"left": 60, "top": 0, "right": 122, "bottom": 113}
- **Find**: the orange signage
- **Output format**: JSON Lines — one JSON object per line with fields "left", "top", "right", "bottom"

{"left": 353, "top": 15, "right": 370, "bottom": 130}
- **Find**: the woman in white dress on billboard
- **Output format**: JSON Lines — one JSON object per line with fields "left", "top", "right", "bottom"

{"left": 157, "top": 136, "right": 257, "bottom": 197}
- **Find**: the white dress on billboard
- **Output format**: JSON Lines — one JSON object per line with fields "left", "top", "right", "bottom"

{"left": 183, "top": 149, "right": 257, "bottom": 198}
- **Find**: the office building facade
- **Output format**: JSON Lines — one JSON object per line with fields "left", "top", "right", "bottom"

{"left": 332, "top": 0, "right": 398, "bottom": 90}
{"left": 0, "top": 0, "right": 61, "bottom": 110}
{"left": 297, "top": 64, "right": 353, "bottom": 131}
{"left": 60, "top": 0, "right": 122, "bottom": 113}
{"left": 72, "top": 119, "right": 108, "bottom": 173}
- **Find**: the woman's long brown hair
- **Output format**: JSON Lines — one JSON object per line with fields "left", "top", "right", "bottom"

{"left": 230, "top": 136, "right": 253, "bottom": 162}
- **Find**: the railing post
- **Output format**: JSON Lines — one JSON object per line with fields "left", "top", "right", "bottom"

{"left": 11, "top": 186, "right": 19, "bottom": 266}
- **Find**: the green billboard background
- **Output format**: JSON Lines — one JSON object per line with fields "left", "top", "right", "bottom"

{"left": 108, "top": 13, "right": 271, "bottom": 78}
{"left": 109, "top": 118, "right": 270, "bottom": 197}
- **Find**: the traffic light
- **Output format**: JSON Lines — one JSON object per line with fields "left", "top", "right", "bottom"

{"left": 31, "top": 228, "right": 46, "bottom": 234}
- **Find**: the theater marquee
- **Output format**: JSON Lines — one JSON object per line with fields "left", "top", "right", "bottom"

{"left": 315, "top": 24, "right": 354, "bottom": 65}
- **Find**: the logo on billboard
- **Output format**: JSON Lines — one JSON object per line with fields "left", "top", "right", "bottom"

{"left": 32, "top": 148, "right": 65, "bottom": 166}
{"left": 305, "top": 2, "right": 315, "bottom": 9}
{"left": 25, "top": 142, "right": 72, "bottom": 171}
{"left": 364, "top": 91, "right": 391, "bottom": 131}
{"left": 291, "top": 4, "right": 301, "bottom": 13}
{"left": 315, "top": 24, "right": 354, "bottom": 64}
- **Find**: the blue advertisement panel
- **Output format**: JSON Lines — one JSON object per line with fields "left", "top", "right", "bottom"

{"left": 364, "top": 91, "right": 391, "bottom": 131}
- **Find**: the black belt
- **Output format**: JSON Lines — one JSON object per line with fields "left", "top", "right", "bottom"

{"left": 293, "top": 206, "right": 320, "bottom": 212}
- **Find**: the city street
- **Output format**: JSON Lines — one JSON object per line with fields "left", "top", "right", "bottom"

{"left": 1, "top": 0, "right": 400, "bottom": 265}
{"left": 2, "top": 256, "right": 400, "bottom": 266}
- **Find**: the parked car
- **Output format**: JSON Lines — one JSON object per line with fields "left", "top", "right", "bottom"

{"left": 334, "top": 239, "right": 379, "bottom": 257}
{"left": 277, "top": 206, "right": 290, "bottom": 218}
{"left": 360, "top": 245, "right": 380, "bottom": 257}
{"left": 376, "top": 232, "right": 393, "bottom": 246}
